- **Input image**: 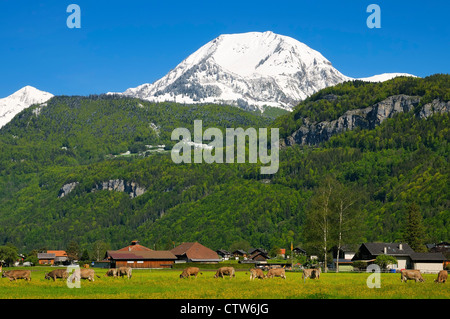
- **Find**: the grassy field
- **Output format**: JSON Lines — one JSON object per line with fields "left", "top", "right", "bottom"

{"left": 0, "top": 267, "right": 448, "bottom": 299}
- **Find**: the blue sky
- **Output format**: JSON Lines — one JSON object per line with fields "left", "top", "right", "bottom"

{"left": 1, "top": 0, "right": 449, "bottom": 97}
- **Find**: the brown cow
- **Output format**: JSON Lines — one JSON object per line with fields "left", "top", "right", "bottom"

{"left": 45, "top": 269, "right": 69, "bottom": 281}
{"left": 434, "top": 270, "right": 448, "bottom": 283}
{"left": 105, "top": 268, "right": 118, "bottom": 277}
{"left": 302, "top": 268, "right": 320, "bottom": 282}
{"left": 266, "top": 268, "right": 286, "bottom": 279}
{"left": 79, "top": 268, "right": 100, "bottom": 281}
{"left": 180, "top": 267, "right": 201, "bottom": 279}
{"left": 249, "top": 268, "right": 265, "bottom": 280}
{"left": 400, "top": 269, "right": 424, "bottom": 283}
{"left": 117, "top": 267, "right": 132, "bottom": 279}
{"left": 2, "top": 270, "right": 31, "bottom": 281}
{"left": 214, "top": 267, "right": 235, "bottom": 279}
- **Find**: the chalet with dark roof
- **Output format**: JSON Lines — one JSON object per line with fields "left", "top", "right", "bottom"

{"left": 352, "top": 242, "right": 446, "bottom": 273}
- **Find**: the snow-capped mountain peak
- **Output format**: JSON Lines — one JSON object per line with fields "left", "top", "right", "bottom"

{"left": 0, "top": 86, "right": 53, "bottom": 129}
{"left": 117, "top": 31, "right": 352, "bottom": 110}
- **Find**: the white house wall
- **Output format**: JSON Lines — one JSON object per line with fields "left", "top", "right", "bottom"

{"left": 413, "top": 262, "right": 443, "bottom": 273}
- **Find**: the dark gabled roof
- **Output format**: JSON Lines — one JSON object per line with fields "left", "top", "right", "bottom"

{"left": 362, "top": 242, "right": 414, "bottom": 256}
{"left": 248, "top": 248, "right": 268, "bottom": 255}
{"left": 248, "top": 251, "right": 269, "bottom": 260}
{"left": 410, "top": 252, "right": 446, "bottom": 262}
{"left": 106, "top": 250, "right": 176, "bottom": 260}
{"left": 216, "top": 249, "right": 231, "bottom": 255}
{"left": 233, "top": 249, "right": 247, "bottom": 255}
{"left": 293, "top": 247, "right": 306, "bottom": 254}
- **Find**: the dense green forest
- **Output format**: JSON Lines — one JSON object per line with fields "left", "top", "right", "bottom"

{"left": 0, "top": 75, "right": 448, "bottom": 257}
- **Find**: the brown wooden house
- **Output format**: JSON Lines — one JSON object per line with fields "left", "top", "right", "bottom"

{"left": 106, "top": 250, "right": 177, "bottom": 269}
{"left": 105, "top": 241, "right": 176, "bottom": 268}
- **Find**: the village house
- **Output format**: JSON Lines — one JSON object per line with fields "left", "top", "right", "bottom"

{"left": 292, "top": 247, "right": 307, "bottom": 256}
{"left": 216, "top": 249, "right": 232, "bottom": 260}
{"left": 37, "top": 250, "right": 68, "bottom": 265}
{"left": 232, "top": 249, "right": 247, "bottom": 259}
{"left": 352, "top": 242, "right": 446, "bottom": 273}
{"left": 247, "top": 250, "right": 270, "bottom": 263}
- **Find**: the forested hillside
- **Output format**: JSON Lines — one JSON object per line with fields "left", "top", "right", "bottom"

{"left": 0, "top": 75, "right": 448, "bottom": 255}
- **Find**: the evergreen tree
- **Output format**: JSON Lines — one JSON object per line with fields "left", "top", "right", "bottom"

{"left": 402, "top": 203, "right": 427, "bottom": 252}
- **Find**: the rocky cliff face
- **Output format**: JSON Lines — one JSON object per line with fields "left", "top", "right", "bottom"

{"left": 282, "top": 95, "right": 450, "bottom": 147}
{"left": 59, "top": 179, "right": 146, "bottom": 199}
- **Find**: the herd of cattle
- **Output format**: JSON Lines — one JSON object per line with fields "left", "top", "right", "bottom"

{"left": 0, "top": 266, "right": 447, "bottom": 284}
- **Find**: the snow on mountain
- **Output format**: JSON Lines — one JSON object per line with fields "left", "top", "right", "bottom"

{"left": 357, "top": 73, "right": 417, "bottom": 82}
{"left": 114, "top": 31, "right": 352, "bottom": 111}
{"left": 0, "top": 86, "right": 53, "bottom": 129}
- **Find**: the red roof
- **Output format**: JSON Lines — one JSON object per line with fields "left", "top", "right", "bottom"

{"left": 171, "top": 242, "right": 220, "bottom": 261}
{"left": 117, "top": 240, "right": 153, "bottom": 252}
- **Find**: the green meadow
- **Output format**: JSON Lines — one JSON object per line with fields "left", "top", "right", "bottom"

{"left": 0, "top": 267, "right": 448, "bottom": 299}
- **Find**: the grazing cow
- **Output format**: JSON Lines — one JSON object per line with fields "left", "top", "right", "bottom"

{"left": 266, "top": 268, "right": 286, "bottom": 279}
{"left": 214, "top": 267, "right": 235, "bottom": 279}
{"left": 249, "top": 268, "right": 265, "bottom": 280}
{"left": 79, "top": 268, "right": 100, "bottom": 281}
{"left": 45, "top": 269, "right": 69, "bottom": 281}
{"left": 2, "top": 270, "right": 31, "bottom": 281}
{"left": 434, "top": 270, "right": 448, "bottom": 283}
{"left": 302, "top": 268, "right": 320, "bottom": 282}
{"left": 105, "top": 268, "right": 118, "bottom": 277}
{"left": 400, "top": 269, "right": 424, "bottom": 283}
{"left": 180, "top": 267, "right": 201, "bottom": 279}
{"left": 117, "top": 267, "right": 132, "bottom": 279}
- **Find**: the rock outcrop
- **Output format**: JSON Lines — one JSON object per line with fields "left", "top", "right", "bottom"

{"left": 58, "top": 179, "right": 145, "bottom": 199}
{"left": 92, "top": 179, "right": 146, "bottom": 198}
{"left": 283, "top": 95, "right": 450, "bottom": 147}
{"left": 58, "top": 182, "right": 79, "bottom": 198}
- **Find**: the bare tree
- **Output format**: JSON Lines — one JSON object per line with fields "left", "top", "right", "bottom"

{"left": 333, "top": 185, "right": 361, "bottom": 272}
{"left": 305, "top": 177, "right": 334, "bottom": 273}
{"left": 305, "top": 177, "right": 364, "bottom": 273}
{"left": 91, "top": 240, "right": 109, "bottom": 262}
